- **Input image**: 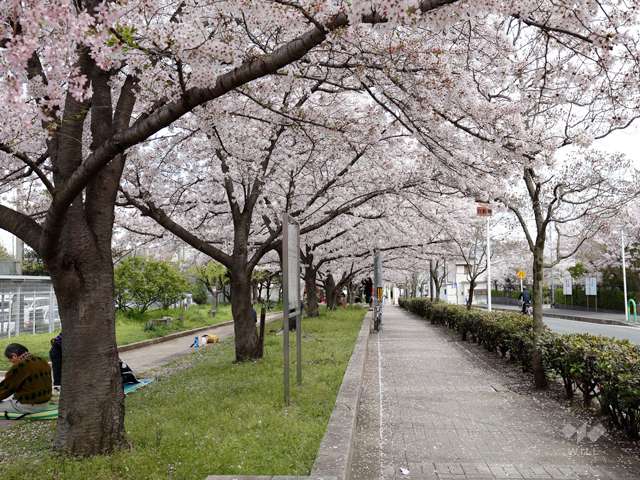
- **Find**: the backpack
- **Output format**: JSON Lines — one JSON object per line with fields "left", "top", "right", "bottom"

{"left": 119, "top": 360, "right": 140, "bottom": 385}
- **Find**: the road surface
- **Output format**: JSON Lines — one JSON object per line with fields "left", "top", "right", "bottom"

{"left": 544, "top": 316, "right": 640, "bottom": 344}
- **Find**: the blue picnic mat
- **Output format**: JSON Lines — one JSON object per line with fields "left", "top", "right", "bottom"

{"left": 3, "top": 378, "right": 154, "bottom": 421}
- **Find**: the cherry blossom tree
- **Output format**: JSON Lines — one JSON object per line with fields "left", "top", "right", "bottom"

{"left": 3, "top": 0, "right": 640, "bottom": 454}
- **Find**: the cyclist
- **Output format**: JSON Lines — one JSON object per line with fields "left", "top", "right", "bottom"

{"left": 519, "top": 287, "right": 532, "bottom": 315}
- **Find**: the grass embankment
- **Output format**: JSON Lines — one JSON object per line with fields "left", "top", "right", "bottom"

{"left": 0, "top": 306, "right": 365, "bottom": 479}
{"left": 0, "top": 304, "right": 232, "bottom": 370}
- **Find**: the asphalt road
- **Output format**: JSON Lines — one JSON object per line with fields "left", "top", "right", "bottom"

{"left": 544, "top": 316, "right": 640, "bottom": 344}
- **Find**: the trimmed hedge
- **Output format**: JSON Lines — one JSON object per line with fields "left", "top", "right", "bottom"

{"left": 399, "top": 298, "right": 640, "bottom": 439}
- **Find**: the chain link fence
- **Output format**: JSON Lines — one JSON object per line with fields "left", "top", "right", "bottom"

{"left": 0, "top": 276, "right": 60, "bottom": 338}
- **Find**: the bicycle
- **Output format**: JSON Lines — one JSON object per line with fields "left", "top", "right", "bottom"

{"left": 373, "top": 304, "right": 382, "bottom": 332}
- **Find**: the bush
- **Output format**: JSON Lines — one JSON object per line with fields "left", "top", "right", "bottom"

{"left": 399, "top": 297, "right": 640, "bottom": 439}
{"left": 190, "top": 280, "right": 209, "bottom": 305}
{"left": 115, "top": 256, "right": 189, "bottom": 315}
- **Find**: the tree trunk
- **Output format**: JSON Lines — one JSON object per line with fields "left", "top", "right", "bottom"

{"left": 46, "top": 205, "right": 125, "bottom": 455}
{"left": 257, "top": 306, "right": 266, "bottom": 358}
{"left": 230, "top": 268, "right": 260, "bottom": 361}
{"left": 305, "top": 266, "right": 319, "bottom": 317}
{"left": 466, "top": 279, "right": 476, "bottom": 310}
{"left": 347, "top": 282, "right": 354, "bottom": 304}
{"left": 325, "top": 274, "right": 337, "bottom": 310}
{"left": 531, "top": 243, "right": 549, "bottom": 389}
{"left": 265, "top": 279, "right": 272, "bottom": 306}
{"left": 252, "top": 282, "right": 259, "bottom": 304}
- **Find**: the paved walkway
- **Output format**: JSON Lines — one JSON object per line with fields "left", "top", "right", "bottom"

{"left": 351, "top": 306, "right": 640, "bottom": 480}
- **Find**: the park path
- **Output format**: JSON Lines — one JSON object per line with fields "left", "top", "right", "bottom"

{"left": 350, "top": 306, "right": 640, "bottom": 480}
{"left": 120, "top": 312, "right": 279, "bottom": 374}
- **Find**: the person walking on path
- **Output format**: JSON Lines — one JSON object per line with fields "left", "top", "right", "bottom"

{"left": 0, "top": 344, "right": 52, "bottom": 415}
{"left": 519, "top": 287, "right": 531, "bottom": 314}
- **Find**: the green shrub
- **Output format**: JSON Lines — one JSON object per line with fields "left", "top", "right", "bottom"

{"left": 400, "top": 297, "right": 640, "bottom": 439}
{"left": 190, "top": 280, "right": 209, "bottom": 305}
{"left": 115, "top": 256, "right": 189, "bottom": 315}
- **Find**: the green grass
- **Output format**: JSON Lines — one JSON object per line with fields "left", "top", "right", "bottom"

{"left": 0, "top": 306, "right": 365, "bottom": 479}
{"left": 0, "top": 304, "right": 233, "bottom": 370}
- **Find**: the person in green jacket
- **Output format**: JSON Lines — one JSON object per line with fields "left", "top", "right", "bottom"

{"left": 0, "top": 343, "right": 52, "bottom": 414}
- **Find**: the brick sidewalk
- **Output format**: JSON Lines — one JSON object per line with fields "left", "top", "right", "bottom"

{"left": 350, "top": 306, "right": 640, "bottom": 480}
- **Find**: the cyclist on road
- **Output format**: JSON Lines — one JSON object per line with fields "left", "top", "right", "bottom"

{"left": 519, "top": 287, "right": 531, "bottom": 315}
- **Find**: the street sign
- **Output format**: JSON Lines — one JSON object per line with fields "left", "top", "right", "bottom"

{"left": 282, "top": 213, "right": 302, "bottom": 405}
{"left": 516, "top": 270, "right": 526, "bottom": 280}
{"left": 476, "top": 202, "right": 493, "bottom": 217}
{"left": 563, "top": 277, "right": 573, "bottom": 296}
{"left": 585, "top": 277, "right": 597, "bottom": 296}
{"left": 284, "top": 220, "right": 300, "bottom": 313}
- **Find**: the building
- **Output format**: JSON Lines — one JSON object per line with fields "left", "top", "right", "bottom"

{"left": 445, "top": 262, "right": 489, "bottom": 306}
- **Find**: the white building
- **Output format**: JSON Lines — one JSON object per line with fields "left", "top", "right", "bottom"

{"left": 445, "top": 262, "right": 489, "bottom": 306}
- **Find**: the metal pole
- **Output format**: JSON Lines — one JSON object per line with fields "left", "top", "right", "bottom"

{"left": 49, "top": 285, "right": 55, "bottom": 333}
{"left": 550, "top": 225, "right": 555, "bottom": 306}
{"left": 282, "top": 212, "right": 290, "bottom": 406}
{"left": 429, "top": 259, "right": 434, "bottom": 301}
{"left": 622, "top": 230, "right": 629, "bottom": 321}
{"left": 486, "top": 216, "right": 492, "bottom": 312}
{"left": 296, "top": 222, "right": 302, "bottom": 386}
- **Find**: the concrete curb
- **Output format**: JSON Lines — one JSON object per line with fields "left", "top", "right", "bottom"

{"left": 205, "top": 311, "right": 372, "bottom": 480}
{"left": 540, "top": 311, "right": 634, "bottom": 327}
{"left": 119, "top": 311, "right": 282, "bottom": 352}
{"left": 117, "top": 321, "right": 233, "bottom": 353}
{"left": 487, "top": 305, "right": 635, "bottom": 327}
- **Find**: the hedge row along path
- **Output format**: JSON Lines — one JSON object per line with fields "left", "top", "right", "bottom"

{"left": 350, "top": 306, "right": 640, "bottom": 480}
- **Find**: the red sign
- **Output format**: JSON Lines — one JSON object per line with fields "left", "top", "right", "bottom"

{"left": 476, "top": 204, "right": 492, "bottom": 217}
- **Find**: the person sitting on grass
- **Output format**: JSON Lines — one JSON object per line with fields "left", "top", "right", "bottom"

{"left": 0, "top": 343, "right": 52, "bottom": 415}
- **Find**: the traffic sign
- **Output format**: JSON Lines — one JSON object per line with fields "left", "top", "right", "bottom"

{"left": 563, "top": 277, "right": 573, "bottom": 296}
{"left": 516, "top": 270, "right": 526, "bottom": 280}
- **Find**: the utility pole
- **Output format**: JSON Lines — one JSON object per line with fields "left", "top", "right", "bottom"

{"left": 550, "top": 225, "right": 555, "bottom": 306}
{"left": 486, "top": 216, "right": 492, "bottom": 312}
{"left": 622, "top": 230, "right": 629, "bottom": 321}
{"left": 476, "top": 200, "right": 492, "bottom": 311}
{"left": 429, "top": 259, "right": 434, "bottom": 300}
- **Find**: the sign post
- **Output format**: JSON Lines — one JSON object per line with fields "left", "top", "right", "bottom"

{"left": 476, "top": 202, "right": 493, "bottom": 311}
{"left": 585, "top": 276, "right": 597, "bottom": 311}
{"left": 373, "top": 250, "right": 383, "bottom": 330}
{"left": 516, "top": 270, "right": 526, "bottom": 292}
{"left": 282, "top": 213, "right": 302, "bottom": 405}
{"left": 563, "top": 276, "right": 573, "bottom": 295}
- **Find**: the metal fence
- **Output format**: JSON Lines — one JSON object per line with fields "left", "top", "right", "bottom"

{"left": 0, "top": 275, "right": 60, "bottom": 338}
